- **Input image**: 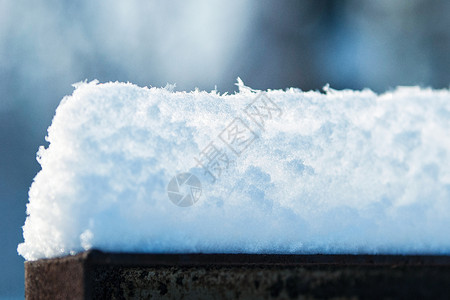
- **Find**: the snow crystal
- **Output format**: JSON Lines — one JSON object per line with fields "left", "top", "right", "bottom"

{"left": 18, "top": 80, "right": 450, "bottom": 261}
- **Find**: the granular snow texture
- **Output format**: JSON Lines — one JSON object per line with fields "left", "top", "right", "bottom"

{"left": 18, "top": 80, "right": 450, "bottom": 261}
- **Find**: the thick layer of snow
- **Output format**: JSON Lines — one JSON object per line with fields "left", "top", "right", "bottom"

{"left": 18, "top": 80, "right": 450, "bottom": 261}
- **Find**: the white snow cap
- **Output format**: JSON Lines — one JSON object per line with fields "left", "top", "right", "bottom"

{"left": 18, "top": 80, "right": 450, "bottom": 261}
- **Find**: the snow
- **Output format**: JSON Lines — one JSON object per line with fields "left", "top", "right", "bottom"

{"left": 18, "top": 80, "right": 450, "bottom": 261}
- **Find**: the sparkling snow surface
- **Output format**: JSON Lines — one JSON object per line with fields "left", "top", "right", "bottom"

{"left": 18, "top": 80, "right": 450, "bottom": 260}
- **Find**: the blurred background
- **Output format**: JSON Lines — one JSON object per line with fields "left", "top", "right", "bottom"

{"left": 0, "top": 0, "right": 449, "bottom": 297}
